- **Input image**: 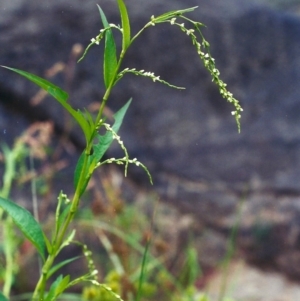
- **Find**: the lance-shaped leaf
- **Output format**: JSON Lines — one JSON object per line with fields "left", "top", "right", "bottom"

{"left": 48, "top": 256, "right": 81, "bottom": 279}
{"left": 98, "top": 100, "right": 132, "bottom": 160}
{"left": 117, "top": 0, "right": 131, "bottom": 50}
{"left": 1, "top": 66, "right": 68, "bottom": 102}
{"left": 0, "top": 66, "right": 93, "bottom": 143}
{"left": 73, "top": 99, "right": 132, "bottom": 192}
{"left": 0, "top": 197, "right": 46, "bottom": 261}
{"left": 93, "top": 98, "right": 132, "bottom": 162}
{"left": 45, "top": 274, "right": 70, "bottom": 301}
{"left": 98, "top": 5, "right": 118, "bottom": 88}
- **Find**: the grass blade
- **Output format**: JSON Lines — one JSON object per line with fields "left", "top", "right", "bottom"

{"left": 0, "top": 197, "right": 46, "bottom": 261}
{"left": 97, "top": 5, "right": 118, "bottom": 88}
{"left": 117, "top": 0, "right": 131, "bottom": 50}
{"left": 135, "top": 236, "right": 151, "bottom": 301}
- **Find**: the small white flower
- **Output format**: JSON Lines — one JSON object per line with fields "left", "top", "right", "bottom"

{"left": 186, "top": 29, "right": 195, "bottom": 36}
{"left": 170, "top": 18, "right": 176, "bottom": 25}
{"left": 91, "top": 280, "right": 99, "bottom": 285}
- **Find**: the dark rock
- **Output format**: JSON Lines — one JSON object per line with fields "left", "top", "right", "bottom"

{"left": 1, "top": 0, "right": 300, "bottom": 279}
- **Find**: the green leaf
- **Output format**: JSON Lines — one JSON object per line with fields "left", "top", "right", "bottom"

{"left": 1, "top": 66, "right": 93, "bottom": 143}
{"left": 73, "top": 99, "right": 132, "bottom": 193}
{"left": 55, "top": 275, "right": 70, "bottom": 296}
{"left": 93, "top": 133, "right": 114, "bottom": 163}
{"left": 97, "top": 5, "right": 118, "bottom": 88}
{"left": 1, "top": 66, "right": 68, "bottom": 102}
{"left": 112, "top": 98, "right": 132, "bottom": 132}
{"left": 45, "top": 274, "right": 70, "bottom": 301}
{"left": 58, "top": 230, "right": 76, "bottom": 253}
{"left": 73, "top": 109, "right": 94, "bottom": 143}
{"left": 0, "top": 292, "right": 8, "bottom": 301}
{"left": 48, "top": 257, "right": 81, "bottom": 279}
{"left": 73, "top": 152, "right": 85, "bottom": 192}
{"left": 73, "top": 151, "right": 94, "bottom": 195}
{"left": 117, "top": 0, "right": 131, "bottom": 50}
{"left": 57, "top": 203, "right": 71, "bottom": 233}
{"left": 93, "top": 98, "right": 132, "bottom": 162}
{"left": 44, "top": 233, "right": 53, "bottom": 254}
{"left": 0, "top": 197, "right": 46, "bottom": 261}
{"left": 153, "top": 6, "right": 198, "bottom": 23}
{"left": 45, "top": 275, "right": 61, "bottom": 301}
{"left": 83, "top": 108, "right": 95, "bottom": 128}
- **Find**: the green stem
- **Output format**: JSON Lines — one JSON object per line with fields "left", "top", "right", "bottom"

{"left": 95, "top": 48, "right": 126, "bottom": 126}
{"left": 3, "top": 217, "right": 15, "bottom": 298}
{"left": 32, "top": 28, "right": 132, "bottom": 300}
{"left": 130, "top": 23, "right": 152, "bottom": 45}
{"left": 1, "top": 144, "right": 20, "bottom": 298}
{"left": 32, "top": 254, "right": 56, "bottom": 300}
{"left": 32, "top": 151, "right": 91, "bottom": 300}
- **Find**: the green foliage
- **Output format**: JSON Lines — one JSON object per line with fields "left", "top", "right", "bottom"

{"left": 0, "top": 67, "right": 94, "bottom": 144}
{"left": 0, "top": 66, "right": 68, "bottom": 103}
{"left": 0, "top": 197, "right": 46, "bottom": 261}
{"left": 98, "top": 5, "right": 118, "bottom": 89}
{"left": 116, "top": 0, "right": 131, "bottom": 50}
{"left": 0, "top": 292, "right": 8, "bottom": 301}
{"left": 0, "top": 1, "right": 242, "bottom": 300}
{"left": 45, "top": 274, "right": 70, "bottom": 301}
{"left": 73, "top": 99, "right": 133, "bottom": 195}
